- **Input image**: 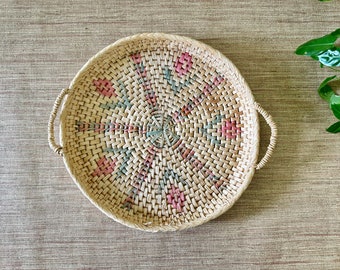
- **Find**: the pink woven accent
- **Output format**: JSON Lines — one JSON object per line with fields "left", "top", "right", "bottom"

{"left": 220, "top": 120, "right": 241, "bottom": 139}
{"left": 174, "top": 52, "right": 192, "bottom": 76}
{"left": 93, "top": 79, "right": 117, "bottom": 98}
{"left": 92, "top": 157, "right": 117, "bottom": 177}
{"left": 167, "top": 185, "right": 185, "bottom": 212}
{"left": 131, "top": 53, "right": 142, "bottom": 64}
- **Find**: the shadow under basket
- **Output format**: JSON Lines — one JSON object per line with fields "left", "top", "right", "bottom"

{"left": 48, "top": 33, "right": 277, "bottom": 232}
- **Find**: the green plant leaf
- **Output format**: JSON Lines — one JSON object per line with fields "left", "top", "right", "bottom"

{"left": 295, "top": 36, "right": 334, "bottom": 56}
{"left": 330, "top": 95, "right": 340, "bottom": 119}
{"left": 319, "top": 0, "right": 332, "bottom": 2}
{"left": 318, "top": 75, "right": 337, "bottom": 102}
{"left": 328, "top": 29, "right": 340, "bottom": 38}
{"left": 297, "top": 28, "right": 340, "bottom": 134}
{"left": 295, "top": 29, "right": 340, "bottom": 57}
{"left": 317, "top": 48, "right": 340, "bottom": 67}
{"left": 326, "top": 121, "right": 340, "bottom": 133}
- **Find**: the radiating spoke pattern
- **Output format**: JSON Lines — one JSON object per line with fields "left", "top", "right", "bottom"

{"left": 171, "top": 75, "right": 224, "bottom": 123}
{"left": 73, "top": 40, "right": 246, "bottom": 222}
{"left": 172, "top": 140, "right": 226, "bottom": 190}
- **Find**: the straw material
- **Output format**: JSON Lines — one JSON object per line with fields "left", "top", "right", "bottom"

{"left": 49, "top": 33, "right": 276, "bottom": 232}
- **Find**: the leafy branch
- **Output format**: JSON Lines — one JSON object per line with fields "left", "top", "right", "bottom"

{"left": 295, "top": 28, "right": 340, "bottom": 133}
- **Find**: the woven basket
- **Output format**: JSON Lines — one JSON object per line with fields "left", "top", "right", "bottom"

{"left": 48, "top": 33, "right": 277, "bottom": 232}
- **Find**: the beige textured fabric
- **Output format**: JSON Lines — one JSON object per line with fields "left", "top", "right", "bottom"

{"left": 1, "top": 0, "right": 339, "bottom": 269}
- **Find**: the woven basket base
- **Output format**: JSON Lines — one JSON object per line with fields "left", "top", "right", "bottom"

{"left": 56, "top": 33, "right": 262, "bottom": 231}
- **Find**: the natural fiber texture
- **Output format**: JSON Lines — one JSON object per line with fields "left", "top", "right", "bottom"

{"left": 50, "top": 33, "right": 275, "bottom": 231}
{"left": 4, "top": 0, "right": 340, "bottom": 267}
{"left": 254, "top": 102, "right": 277, "bottom": 170}
{"left": 48, "top": 88, "right": 69, "bottom": 156}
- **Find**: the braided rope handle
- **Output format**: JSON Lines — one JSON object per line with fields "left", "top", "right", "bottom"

{"left": 254, "top": 102, "right": 277, "bottom": 170}
{"left": 48, "top": 88, "right": 69, "bottom": 156}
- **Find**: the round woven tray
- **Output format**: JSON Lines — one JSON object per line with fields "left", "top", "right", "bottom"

{"left": 48, "top": 33, "right": 277, "bottom": 232}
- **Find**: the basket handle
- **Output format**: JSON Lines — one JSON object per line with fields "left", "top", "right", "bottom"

{"left": 48, "top": 88, "right": 69, "bottom": 156}
{"left": 254, "top": 102, "right": 277, "bottom": 170}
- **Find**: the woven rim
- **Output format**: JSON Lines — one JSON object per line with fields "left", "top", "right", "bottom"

{"left": 59, "top": 33, "right": 260, "bottom": 231}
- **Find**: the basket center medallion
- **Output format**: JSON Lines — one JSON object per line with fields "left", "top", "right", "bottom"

{"left": 146, "top": 113, "right": 179, "bottom": 149}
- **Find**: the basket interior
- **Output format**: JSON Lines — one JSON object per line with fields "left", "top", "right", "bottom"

{"left": 61, "top": 34, "right": 259, "bottom": 231}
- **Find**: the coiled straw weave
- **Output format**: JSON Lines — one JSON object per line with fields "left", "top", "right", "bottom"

{"left": 49, "top": 33, "right": 277, "bottom": 232}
